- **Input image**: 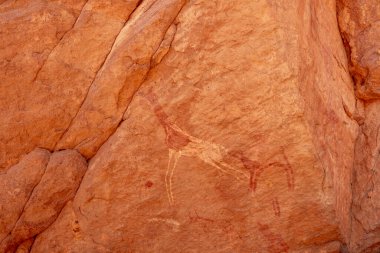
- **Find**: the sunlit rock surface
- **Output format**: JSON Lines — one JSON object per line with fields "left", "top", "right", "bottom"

{"left": 0, "top": 0, "right": 379, "bottom": 252}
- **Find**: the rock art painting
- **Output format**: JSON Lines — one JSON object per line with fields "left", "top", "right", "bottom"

{"left": 258, "top": 223, "right": 289, "bottom": 253}
{"left": 272, "top": 197, "right": 281, "bottom": 217}
{"left": 142, "top": 90, "right": 250, "bottom": 205}
{"left": 2, "top": 0, "right": 380, "bottom": 251}
{"left": 228, "top": 149, "right": 295, "bottom": 193}
{"left": 142, "top": 89, "right": 295, "bottom": 206}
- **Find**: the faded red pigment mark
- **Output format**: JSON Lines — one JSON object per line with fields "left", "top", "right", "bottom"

{"left": 143, "top": 90, "right": 190, "bottom": 151}
{"left": 141, "top": 89, "right": 193, "bottom": 205}
{"left": 229, "top": 149, "right": 295, "bottom": 192}
{"left": 258, "top": 223, "right": 289, "bottom": 253}
{"left": 269, "top": 148, "right": 295, "bottom": 190}
{"left": 141, "top": 89, "right": 250, "bottom": 206}
{"left": 145, "top": 181, "right": 153, "bottom": 188}
{"left": 188, "top": 210, "right": 215, "bottom": 233}
{"left": 272, "top": 197, "right": 281, "bottom": 217}
{"left": 188, "top": 210, "right": 215, "bottom": 223}
{"left": 228, "top": 150, "right": 261, "bottom": 191}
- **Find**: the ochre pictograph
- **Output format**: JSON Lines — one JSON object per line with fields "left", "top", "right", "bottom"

{"left": 258, "top": 222, "right": 289, "bottom": 253}
{"left": 142, "top": 90, "right": 249, "bottom": 205}
{"left": 188, "top": 209, "right": 215, "bottom": 223}
{"left": 272, "top": 197, "right": 281, "bottom": 217}
{"left": 229, "top": 149, "right": 295, "bottom": 193}
{"left": 229, "top": 150, "right": 294, "bottom": 217}
{"left": 141, "top": 89, "right": 295, "bottom": 206}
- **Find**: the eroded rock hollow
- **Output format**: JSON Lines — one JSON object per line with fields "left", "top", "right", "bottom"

{"left": 0, "top": 0, "right": 379, "bottom": 252}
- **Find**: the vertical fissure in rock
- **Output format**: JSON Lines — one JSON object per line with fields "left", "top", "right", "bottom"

{"left": 53, "top": 5, "right": 189, "bottom": 225}
{"left": 335, "top": 1, "right": 380, "bottom": 251}
{"left": 0, "top": 152, "right": 50, "bottom": 247}
{"left": 27, "top": 162, "right": 87, "bottom": 251}
{"left": 31, "top": 0, "right": 90, "bottom": 83}
{"left": 1, "top": 149, "right": 88, "bottom": 252}
{"left": 335, "top": 7, "right": 358, "bottom": 251}
{"left": 43, "top": 8, "right": 187, "bottom": 234}
{"left": 85, "top": 1, "right": 187, "bottom": 158}
{"left": 53, "top": 0, "right": 145, "bottom": 151}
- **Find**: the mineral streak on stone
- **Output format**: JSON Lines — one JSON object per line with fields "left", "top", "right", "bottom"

{"left": 0, "top": 0, "right": 380, "bottom": 252}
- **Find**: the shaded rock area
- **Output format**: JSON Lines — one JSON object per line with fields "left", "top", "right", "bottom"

{"left": 0, "top": 0, "right": 379, "bottom": 252}
{"left": 337, "top": 0, "right": 380, "bottom": 252}
{"left": 337, "top": 0, "right": 380, "bottom": 100}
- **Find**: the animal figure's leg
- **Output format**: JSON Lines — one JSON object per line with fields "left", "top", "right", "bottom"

{"left": 166, "top": 149, "right": 181, "bottom": 205}
{"left": 284, "top": 164, "right": 294, "bottom": 190}
{"left": 250, "top": 166, "right": 264, "bottom": 192}
{"left": 267, "top": 162, "right": 294, "bottom": 190}
{"left": 282, "top": 155, "right": 295, "bottom": 190}
{"left": 272, "top": 197, "right": 281, "bottom": 217}
{"left": 277, "top": 149, "right": 295, "bottom": 190}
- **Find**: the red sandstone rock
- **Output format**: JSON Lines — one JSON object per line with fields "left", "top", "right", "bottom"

{"left": 29, "top": 0, "right": 357, "bottom": 252}
{"left": 0, "top": 0, "right": 141, "bottom": 170}
{"left": 0, "top": 150, "right": 87, "bottom": 253}
{"left": 349, "top": 102, "right": 380, "bottom": 252}
{"left": 337, "top": 1, "right": 380, "bottom": 252}
{"left": 337, "top": 0, "right": 380, "bottom": 100}
{"left": 31, "top": 201, "right": 106, "bottom": 253}
{"left": 0, "top": 0, "right": 380, "bottom": 252}
{"left": 55, "top": 0, "right": 187, "bottom": 158}
{"left": 0, "top": 149, "right": 50, "bottom": 244}
{"left": 14, "top": 239, "right": 33, "bottom": 253}
{"left": 0, "top": 0, "right": 87, "bottom": 170}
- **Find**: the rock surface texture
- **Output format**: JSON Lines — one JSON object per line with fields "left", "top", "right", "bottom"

{"left": 337, "top": 0, "right": 380, "bottom": 252}
{"left": 0, "top": 0, "right": 379, "bottom": 252}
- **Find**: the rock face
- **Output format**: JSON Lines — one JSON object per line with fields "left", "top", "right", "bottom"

{"left": 337, "top": 0, "right": 380, "bottom": 252}
{"left": 0, "top": 150, "right": 87, "bottom": 253}
{"left": 0, "top": 0, "right": 379, "bottom": 252}
{"left": 0, "top": 149, "right": 50, "bottom": 244}
{"left": 55, "top": 0, "right": 187, "bottom": 158}
{"left": 0, "top": 0, "right": 141, "bottom": 169}
{"left": 337, "top": 0, "right": 380, "bottom": 100}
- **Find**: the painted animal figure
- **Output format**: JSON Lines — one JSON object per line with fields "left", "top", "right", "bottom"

{"left": 229, "top": 149, "right": 295, "bottom": 193}
{"left": 258, "top": 222, "right": 289, "bottom": 253}
{"left": 142, "top": 90, "right": 249, "bottom": 205}
{"left": 229, "top": 149, "right": 295, "bottom": 217}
